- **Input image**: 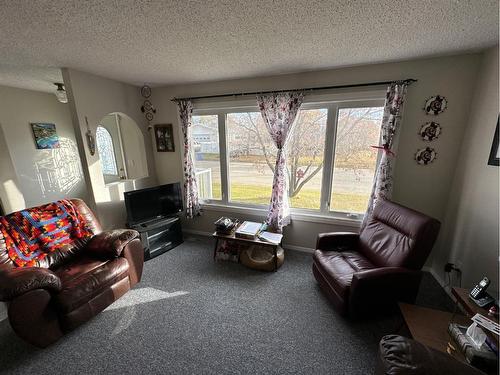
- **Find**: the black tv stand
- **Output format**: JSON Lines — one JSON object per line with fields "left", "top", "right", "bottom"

{"left": 127, "top": 215, "right": 183, "bottom": 260}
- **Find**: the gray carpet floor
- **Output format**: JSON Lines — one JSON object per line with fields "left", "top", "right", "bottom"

{"left": 0, "top": 236, "right": 452, "bottom": 374}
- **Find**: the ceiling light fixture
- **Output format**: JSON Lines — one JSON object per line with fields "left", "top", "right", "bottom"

{"left": 54, "top": 82, "right": 68, "bottom": 103}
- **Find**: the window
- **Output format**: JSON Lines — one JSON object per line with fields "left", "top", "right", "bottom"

{"left": 287, "top": 108, "right": 327, "bottom": 210}
{"left": 96, "top": 126, "right": 118, "bottom": 175}
{"left": 192, "top": 115, "right": 221, "bottom": 200}
{"left": 191, "top": 96, "right": 384, "bottom": 220}
{"left": 330, "top": 107, "right": 384, "bottom": 213}
{"left": 227, "top": 112, "right": 276, "bottom": 205}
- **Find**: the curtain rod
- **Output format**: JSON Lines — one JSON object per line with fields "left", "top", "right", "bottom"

{"left": 171, "top": 78, "right": 417, "bottom": 102}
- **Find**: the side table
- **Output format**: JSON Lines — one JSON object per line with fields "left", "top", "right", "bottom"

{"left": 212, "top": 231, "right": 281, "bottom": 271}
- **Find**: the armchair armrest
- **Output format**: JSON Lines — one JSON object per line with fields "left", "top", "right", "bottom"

{"left": 0, "top": 267, "right": 62, "bottom": 301}
{"left": 316, "top": 232, "right": 359, "bottom": 251}
{"left": 349, "top": 267, "right": 422, "bottom": 314}
{"left": 86, "top": 229, "right": 140, "bottom": 258}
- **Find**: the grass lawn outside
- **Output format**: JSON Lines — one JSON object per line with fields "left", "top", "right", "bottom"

{"left": 205, "top": 182, "right": 368, "bottom": 213}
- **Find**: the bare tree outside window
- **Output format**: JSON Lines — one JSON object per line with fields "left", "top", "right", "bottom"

{"left": 193, "top": 105, "right": 383, "bottom": 213}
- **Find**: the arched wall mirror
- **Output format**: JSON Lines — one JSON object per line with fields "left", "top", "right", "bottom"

{"left": 96, "top": 112, "right": 148, "bottom": 184}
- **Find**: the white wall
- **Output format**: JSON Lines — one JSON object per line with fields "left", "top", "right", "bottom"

{"left": 118, "top": 114, "right": 149, "bottom": 179}
{"left": 152, "top": 53, "right": 481, "bottom": 258}
{"left": 0, "top": 85, "right": 88, "bottom": 211}
{"left": 62, "top": 68, "right": 157, "bottom": 229}
{"left": 435, "top": 46, "right": 499, "bottom": 291}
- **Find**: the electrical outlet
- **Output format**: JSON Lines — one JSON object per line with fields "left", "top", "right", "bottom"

{"left": 444, "top": 263, "right": 454, "bottom": 273}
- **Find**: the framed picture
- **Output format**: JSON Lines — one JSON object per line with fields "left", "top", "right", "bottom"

{"left": 154, "top": 124, "right": 175, "bottom": 152}
{"left": 31, "top": 123, "right": 60, "bottom": 149}
{"left": 488, "top": 117, "right": 499, "bottom": 166}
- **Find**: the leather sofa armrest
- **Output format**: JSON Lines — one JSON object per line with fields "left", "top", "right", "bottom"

{"left": 376, "top": 335, "right": 485, "bottom": 375}
{"left": 349, "top": 267, "right": 422, "bottom": 314}
{"left": 86, "top": 229, "right": 140, "bottom": 258}
{"left": 316, "top": 232, "right": 359, "bottom": 251}
{"left": 0, "top": 267, "right": 62, "bottom": 302}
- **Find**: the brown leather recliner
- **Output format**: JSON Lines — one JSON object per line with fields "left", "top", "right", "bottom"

{"left": 312, "top": 199, "right": 440, "bottom": 316}
{"left": 0, "top": 199, "right": 144, "bottom": 347}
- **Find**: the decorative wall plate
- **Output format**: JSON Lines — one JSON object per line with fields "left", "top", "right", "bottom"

{"left": 143, "top": 100, "right": 152, "bottom": 112}
{"left": 419, "top": 121, "right": 442, "bottom": 141}
{"left": 415, "top": 147, "right": 437, "bottom": 165}
{"left": 423, "top": 95, "right": 447, "bottom": 115}
{"left": 140, "top": 85, "right": 151, "bottom": 98}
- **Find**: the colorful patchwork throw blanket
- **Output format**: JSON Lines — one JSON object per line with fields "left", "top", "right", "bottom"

{"left": 0, "top": 199, "right": 94, "bottom": 267}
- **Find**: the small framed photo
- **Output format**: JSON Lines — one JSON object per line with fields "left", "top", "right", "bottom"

{"left": 488, "top": 117, "right": 499, "bottom": 166}
{"left": 31, "top": 123, "right": 60, "bottom": 149}
{"left": 154, "top": 124, "right": 175, "bottom": 152}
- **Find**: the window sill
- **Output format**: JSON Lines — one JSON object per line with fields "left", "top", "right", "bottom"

{"left": 200, "top": 202, "right": 362, "bottom": 229}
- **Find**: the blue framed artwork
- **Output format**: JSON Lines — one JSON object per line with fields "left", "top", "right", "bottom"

{"left": 31, "top": 123, "right": 60, "bottom": 149}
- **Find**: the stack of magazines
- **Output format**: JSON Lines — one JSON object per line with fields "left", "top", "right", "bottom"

{"left": 214, "top": 217, "right": 239, "bottom": 235}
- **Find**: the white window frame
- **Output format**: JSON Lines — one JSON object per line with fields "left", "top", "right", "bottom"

{"left": 190, "top": 89, "right": 386, "bottom": 224}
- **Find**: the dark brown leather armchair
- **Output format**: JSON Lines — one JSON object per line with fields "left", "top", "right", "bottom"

{"left": 312, "top": 200, "right": 440, "bottom": 316}
{"left": 0, "top": 199, "right": 144, "bottom": 347}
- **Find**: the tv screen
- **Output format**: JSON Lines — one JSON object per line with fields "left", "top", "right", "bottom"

{"left": 124, "top": 183, "right": 183, "bottom": 224}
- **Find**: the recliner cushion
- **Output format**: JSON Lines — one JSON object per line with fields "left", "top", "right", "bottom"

{"left": 54, "top": 256, "right": 129, "bottom": 313}
{"left": 312, "top": 249, "right": 375, "bottom": 301}
{"left": 359, "top": 200, "right": 441, "bottom": 269}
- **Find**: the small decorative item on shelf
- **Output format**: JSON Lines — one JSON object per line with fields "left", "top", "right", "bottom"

{"left": 423, "top": 95, "right": 447, "bottom": 115}
{"left": 419, "top": 121, "right": 442, "bottom": 141}
{"left": 415, "top": 147, "right": 437, "bottom": 165}
{"left": 214, "top": 217, "right": 240, "bottom": 235}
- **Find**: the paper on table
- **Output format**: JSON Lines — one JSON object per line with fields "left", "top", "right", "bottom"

{"left": 258, "top": 231, "right": 283, "bottom": 244}
{"left": 471, "top": 313, "right": 500, "bottom": 336}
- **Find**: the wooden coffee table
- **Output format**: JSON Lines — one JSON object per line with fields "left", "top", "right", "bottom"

{"left": 399, "top": 303, "right": 470, "bottom": 361}
{"left": 212, "top": 231, "right": 281, "bottom": 271}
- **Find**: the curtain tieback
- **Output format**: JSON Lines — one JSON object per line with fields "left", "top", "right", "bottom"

{"left": 371, "top": 145, "right": 395, "bottom": 157}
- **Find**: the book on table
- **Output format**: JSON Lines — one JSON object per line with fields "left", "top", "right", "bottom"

{"left": 235, "top": 221, "right": 263, "bottom": 239}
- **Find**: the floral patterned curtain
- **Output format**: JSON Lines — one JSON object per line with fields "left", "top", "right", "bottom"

{"left": 177, "top": 99, "right": 201, "bottom": 218}
{"left": 257, "top": 92, "right": 304, "bottom": 231}
{"left": 361, "top": 82, "right": 408, "bottom": 228}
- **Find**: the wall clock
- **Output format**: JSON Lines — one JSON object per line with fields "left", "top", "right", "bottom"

{"left": 141, "top": 85, "right": 151, "bottom": 98}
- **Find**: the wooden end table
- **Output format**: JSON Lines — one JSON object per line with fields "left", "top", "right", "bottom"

{"left": 212, "top": 231, "right": 281, "bottom": 271}
{"left": 452, "top": 287, "right": 499, "bottom": 347}
{"left": 399, "top": 303, "right": 470, "bottom": 361}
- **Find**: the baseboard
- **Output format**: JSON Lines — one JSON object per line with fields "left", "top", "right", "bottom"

{"left": 183, "top": 229, "right": 315, "bottom": 254}
{"left": 183, "top": 228, "right": 211, "bottom": 237}
{"left": 282, "top": 244, "right": 314, "bottom": 254}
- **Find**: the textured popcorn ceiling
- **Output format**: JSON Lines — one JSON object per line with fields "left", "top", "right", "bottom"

{"left": 0, "top": 0, "right": 497, "bottom": 90}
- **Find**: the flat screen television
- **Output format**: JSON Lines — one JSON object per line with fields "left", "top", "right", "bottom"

{"left": 124, "top": 183, "right": 183, "bottom": 224}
